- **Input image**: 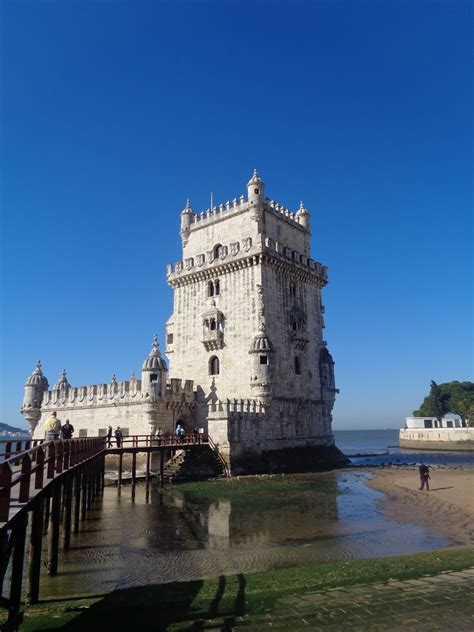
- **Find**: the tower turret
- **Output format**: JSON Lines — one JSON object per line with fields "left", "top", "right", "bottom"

{"left": 247, "top": 169, "right": 265, "bottom": 214}
{"left": 295, "top": 200, "right": 310, "bottom": 231}
{"left": 21, "top": 361, "right": 49, "bottom": 434}
{"left": 141, "top": 334, "right": 167, "bottom": 400}
{"left": 180, "top": 198, "right": 194, "bottom": 246}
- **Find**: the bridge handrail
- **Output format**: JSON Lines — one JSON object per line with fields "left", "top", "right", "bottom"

{"left": 109, "top": 433, "right": 209, "bottom": 448}
{"left": 0, "top": 437, "right": 106, "bottom": 523}
{"left": 0, "top": 438, "right": 44, "bottom": 459}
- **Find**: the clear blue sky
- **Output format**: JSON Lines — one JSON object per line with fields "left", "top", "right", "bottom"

{"left": 1, "top": 1, "right": 472, "bottom": 430}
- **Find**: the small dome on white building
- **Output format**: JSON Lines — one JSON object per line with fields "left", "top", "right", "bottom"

{"left": 142, "top": 335, "right": 167, "bottom": 371}
{"left": 54, "top": 369, "right": 70, "bottom": 390}
{"left": 25, "top": 360, "right": 49, "bottom": 388}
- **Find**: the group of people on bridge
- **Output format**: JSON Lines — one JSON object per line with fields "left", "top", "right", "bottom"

{"left": 42, "top": 411, "right": 203, "bottom": 450}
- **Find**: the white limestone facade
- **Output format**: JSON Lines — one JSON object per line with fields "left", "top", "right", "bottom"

{"left": 23, "top": 339, "right": 195, "bottom": 440}
{"left": 22, "top": 171, "right": 344, "bottom": 472}
{"left": 166, "top": 171, "right": 340, "bottom": 470}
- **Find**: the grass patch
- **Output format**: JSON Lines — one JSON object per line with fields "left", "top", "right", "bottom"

{"left": 7, "top": 547, "right": 474, "bottom": 630}
{"left": 178, "top": 472, "right": 341, "bottom": 504}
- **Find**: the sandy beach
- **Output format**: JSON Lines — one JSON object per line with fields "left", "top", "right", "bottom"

{"left": 368, "top": 467, "right": 474, "bottom": 547}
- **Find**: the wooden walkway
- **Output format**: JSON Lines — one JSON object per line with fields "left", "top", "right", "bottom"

{"left": 0, "top": 433, "right": 228, "bottom": 630}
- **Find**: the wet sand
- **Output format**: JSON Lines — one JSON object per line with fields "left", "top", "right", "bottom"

{"left": 367, "top": 467, "right": 474, "bottom": 547}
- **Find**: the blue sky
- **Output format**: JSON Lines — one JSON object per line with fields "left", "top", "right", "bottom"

{"left": 1, "top": 1, "right": 472, "bottom": 430}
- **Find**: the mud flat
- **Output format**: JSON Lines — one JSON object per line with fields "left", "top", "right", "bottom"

{"left": 367, "top": 467, "right": 474, "bottom": 547}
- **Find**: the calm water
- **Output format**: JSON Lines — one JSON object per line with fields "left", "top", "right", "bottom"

{"left": 334, "top": 429, "right": 474, "bottom": 468}
{"left": 40, "top": 470, "right": 446, "bottom": 597}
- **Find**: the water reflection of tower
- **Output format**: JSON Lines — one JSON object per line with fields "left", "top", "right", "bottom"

{"left": 207, "top": 500, "right": 231, "bottom": 549}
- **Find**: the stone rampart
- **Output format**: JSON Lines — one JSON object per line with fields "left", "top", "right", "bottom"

{"left": 399, "top": 428, "right": 474, "bottom": 451}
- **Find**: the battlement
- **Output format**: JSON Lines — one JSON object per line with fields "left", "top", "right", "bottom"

{"left": 189, "top": 196, "right": 249, "bottom": 231}
{"left": 187, "top": 197, "right": 306, "bottom": 234}
{"left": 208, "top": 398, "right": 268, "bottom": 416}
{"left": 166, "top": 234, "right": 327, "bottom": 284}
{"left": 40, "top": 376, "right": 194, "bottom": 409}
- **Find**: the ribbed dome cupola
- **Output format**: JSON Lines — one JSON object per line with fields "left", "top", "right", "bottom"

{"left": 25, "top": 360, "right": 49, "bottom": 389}
{"left": 142, "top": 335, "right": 167, "bottom": 371}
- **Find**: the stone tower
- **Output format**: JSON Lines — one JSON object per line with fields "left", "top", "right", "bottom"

{"left": 166, "top": 171, "right": 345, "bottom": 473}
{"left": 21, "top": 361, "right": 49, "bottom": 434}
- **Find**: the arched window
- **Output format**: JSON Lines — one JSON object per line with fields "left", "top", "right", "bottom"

{"left": 209, "top": 356, "right": 220, "bottom": 375}
{"left": 210, "top": 318, "right": 217, "bottom": 331}
{"left": 213, "top": 244, "right": 222, "bottom": 260}
{"left": 215, "top": 279, "right": 220, "bottom": 296}
{"left": 294, "top": 356, "right": 301, "bottom": 375}
{"left": 208, "top": 281, "right": 214, "bottom": 297}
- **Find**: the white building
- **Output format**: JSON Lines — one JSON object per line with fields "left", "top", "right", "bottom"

{"left": 22, "top": 171, "right": 348, "bottom": 473}
{"left": 400, "top": 415, "right": 473, "bottom": 451}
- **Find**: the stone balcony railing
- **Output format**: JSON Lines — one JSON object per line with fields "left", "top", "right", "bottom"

{"left": 202, "top": 329, "right": 224, "bottom": 351}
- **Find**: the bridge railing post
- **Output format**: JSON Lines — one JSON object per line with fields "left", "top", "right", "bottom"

{"left": 63, "top": 441, "right": 70, "bottom": 470}
{"left": 35, "top": 447, "right": 45, "bottom": 489}
{"left": 19, "top": 454, "right": 32, "bottom": 503}
{"left": 55, "top": 441, "right": 63, "bottom": 474}
{"left": 47, "top": 443, "right": 55, "bottom": 479}
{"left": 0, "top": 462, "right": 12, "bottom": 522}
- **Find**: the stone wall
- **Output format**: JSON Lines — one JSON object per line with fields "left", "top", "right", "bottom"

{"left": 399, "top": 428, "right": 474, "bottom": 451}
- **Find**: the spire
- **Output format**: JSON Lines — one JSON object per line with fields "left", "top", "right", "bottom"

{"left": 247, "top": 168, "right": 264, "bottom": 186}
{"left": 295, "top": 199, "right": 310, "bottom": 231}
{"left": 142, "top": 334, "right": 167, "bottom": 371}
{"left": 25, "top": 360, "right": 49, "bottom": 388}
{"left": 54, "top": 369, "right": 70, "bottom": 390}
{"left": 181, "top": 198, "right": 193, "bottom": 214}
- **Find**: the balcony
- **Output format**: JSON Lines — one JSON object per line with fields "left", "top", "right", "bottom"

{"left": 202, "top": 329, "right": 224, "bottom": 351}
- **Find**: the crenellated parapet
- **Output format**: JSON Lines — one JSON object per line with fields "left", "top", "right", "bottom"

{"left": 167, "top": 236, "right": 327, "bottom": 287}
{"left": 185, "top": 196, "right": 308, "bottom": 234}
{"left": 39, "top": 375, "right": 195, "bottom": 411}
{"left": 188, "top": 196, "right": 249, "bottom": 232}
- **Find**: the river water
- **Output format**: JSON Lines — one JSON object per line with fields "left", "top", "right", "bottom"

{"left": 40, "top": 470, "right": 447, "bottom": 598}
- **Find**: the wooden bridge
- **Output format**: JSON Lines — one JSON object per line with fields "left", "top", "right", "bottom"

{"left": 0, "top": 434, "right": 228, "bottom": 631}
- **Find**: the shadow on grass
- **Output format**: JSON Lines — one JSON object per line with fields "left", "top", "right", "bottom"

{"left": 39, "top": 574, "right": 246, "bottom": 631}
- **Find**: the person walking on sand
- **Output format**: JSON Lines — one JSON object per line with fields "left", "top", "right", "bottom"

{"left": 106, "top": 425, "right": 113, "bottom": 448}
{"left": 419, "top": 462, "right": 430, "bottom": 491}
{"left": 115, "top": 426, "right": 123, "bottom": 448}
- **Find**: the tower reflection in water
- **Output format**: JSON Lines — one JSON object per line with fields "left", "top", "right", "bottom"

{"left": 39, "top": 473, "right": 446, "bottom": 597}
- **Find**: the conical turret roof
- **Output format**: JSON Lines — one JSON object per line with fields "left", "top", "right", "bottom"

{"left": 54, "top": 369, "right": 70, "bottom": 390}
{"left": 25, "top": 361, "right": 49, "bottom": 388}
{"left": 142, "top": 335, "right": 167, "bottom": 371}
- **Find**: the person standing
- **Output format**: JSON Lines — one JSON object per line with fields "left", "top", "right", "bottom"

{"left": 175, "top": 423, "right": 184, "bottom": 444}
{"left": 43, "top": 411, "right": 61, "bottom": 441}
{"left": 106, "top": 425, "right": 113, "bottom": 448}
{"left": 115, "top": 426, "right": 123, "bottom": 448}
{"left": 419, "top": 462, "right": 430, "bottom": 491}
{"left": 156, "top": 427, "right": 163, "bottom": 446}
{"left": 60, "top": 419, "right": 74, "bottom": 440}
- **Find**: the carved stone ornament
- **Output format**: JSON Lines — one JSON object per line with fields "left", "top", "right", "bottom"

{"left": 175, "top": 261, "right": 183, "bottom": 274}
{"left": 166, "top": 264, "right": 173, "bottom": 276}
{"left": 243, "top": 237, "right": 252, "bottom": 252}
{"left": 185, "top": 257, "right": 194, "bottom": 270}
{"left": 219, "top": 245, "right": 228, "bottom": 260}
{"left": 197, "top": 253, "right": 205, "bottom": 267}
{"left": 207, "top": 250, "right": 214, "bottom": 264}
{"left": 230, "top": 241, "right": 240, "bottom": 256}
{"left": 87, "top": 386, "right": 94, "bottom": 401}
